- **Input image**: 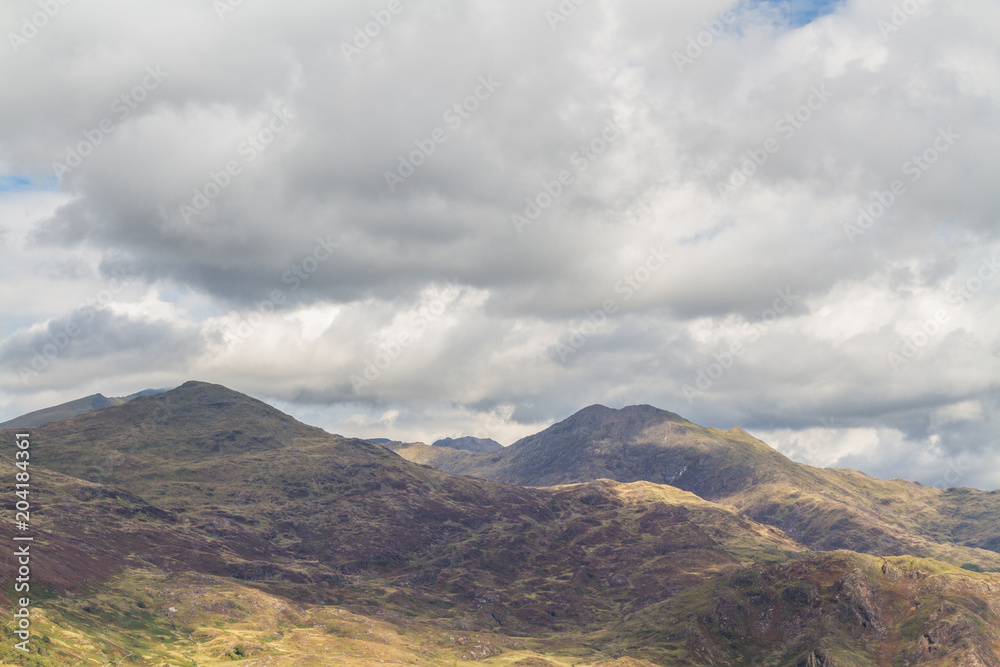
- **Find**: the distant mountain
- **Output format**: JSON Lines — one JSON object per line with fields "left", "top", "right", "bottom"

{"left": 2, "top": 383, "right": 999, "bottom": 665}
{"left": 390, "top": 403, "right": 1000, "bottom": 571}
{"left": 0, "top": 388, "right": 168, "bottom": 429}
{"left": 369, "top": 436, "right": 503, "bottom": 454}
{"left": 432, "top": 435, "right": 504, "bottom": 453}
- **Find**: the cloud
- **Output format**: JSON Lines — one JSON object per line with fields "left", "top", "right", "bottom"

{"left": 0, "top": 0, "right": 998, "bottom": 488}
{"left": 0, "top": 305, "right": 205, "bottom": 391}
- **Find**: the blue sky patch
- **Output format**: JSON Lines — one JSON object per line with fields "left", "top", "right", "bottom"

{"left": 0, "top": 176, "right": 32, "bottom": 192}
{"left": 0, "top": 175, "right": 60, "bottom": 193}
{"left": 750, "top": 0, "right": 843, "bottom": 27}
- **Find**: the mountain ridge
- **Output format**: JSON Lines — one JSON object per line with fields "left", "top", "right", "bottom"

{"left": 0, "top": 387, "right": 168, "bottom": 429}
{"left": 385, "top": 400, "right": 1000, "bottom": 572}
{"left": 2, "top": 382, "right": 999, "bottom": 665}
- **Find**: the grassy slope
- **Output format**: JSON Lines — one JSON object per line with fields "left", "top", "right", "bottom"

{"left": 4, "top": 546, "right": 998, "bottom": 665}
{"left": 0, "top": 569, "right": 644, "bottom": 666}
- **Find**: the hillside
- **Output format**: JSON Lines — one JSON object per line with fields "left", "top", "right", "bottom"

{"left": 1, "top": 383, "right": 998, "bottom": 665}
{"left": 386, "top": 404, "right": 1000, "bottom": 571}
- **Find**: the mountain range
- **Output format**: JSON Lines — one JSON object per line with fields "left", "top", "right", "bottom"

{"left": 1, "top": 382, "right": 997, "bottom": 666}
{"left": 386, "top": 404, "right": 1000, "bottom": 570}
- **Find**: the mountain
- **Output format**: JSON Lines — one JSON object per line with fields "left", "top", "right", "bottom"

{"left": 374, "top": 435, "right": 503, "bottom": 456}
{"left": 0, "top": 388, "right": 167, "bottom": 429}
{"left": 1, "top": 384, "right": 998, "bottom": 665}
{"left": 433, "top": 436, "right": 504, "bottom": 453}
{"left": 388, "top": 404, "right": 1000, "bottom": 572}
{"left": 397, "top": 403, "right": 809, "bottom": 492}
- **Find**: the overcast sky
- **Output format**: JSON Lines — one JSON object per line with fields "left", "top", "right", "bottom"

{"left": 1, "top": 0, "right": 998, "bottom": 489}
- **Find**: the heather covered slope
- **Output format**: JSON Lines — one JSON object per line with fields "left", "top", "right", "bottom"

{"left": 607, "top": 550, "right": 1000, "bottom": 667}
{"left": 0, "top": 385, "right": 802, "bottom": 615}
{"left": 387, "top": 404, "right": 1000, "bottom": 571}
{"left": 2, "top": 383, "right": 999, "bottom": 665}
{"left": 3, "top": 462, "right": 998, "bottom": 665}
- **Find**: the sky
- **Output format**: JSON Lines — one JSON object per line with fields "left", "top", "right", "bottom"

{"left": 1, "top": 0, "right": 998, "bottom": 490}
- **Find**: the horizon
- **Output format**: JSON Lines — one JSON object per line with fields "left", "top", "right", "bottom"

{"left": 2, "top": 0, "right": 998, "bottom": 490}
{"left": 2, "top": 379, "right": 987, "bottom": 491}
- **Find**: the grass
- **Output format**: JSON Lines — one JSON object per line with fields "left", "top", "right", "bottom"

{"left": 3, "top": 569, "right": 675, "bottom": 666}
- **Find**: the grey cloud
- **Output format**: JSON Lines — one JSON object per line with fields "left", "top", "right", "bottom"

{"left": 1, "top": 0, "right": 998, "bottom": 488}
{"left": 0, "top": 308, "right": 204, "bottom": 390}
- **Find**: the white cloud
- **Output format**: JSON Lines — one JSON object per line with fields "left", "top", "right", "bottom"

{"left": 0, "top": 0, "right": 998, "bottom": 488}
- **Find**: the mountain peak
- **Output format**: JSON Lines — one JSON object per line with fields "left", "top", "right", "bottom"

{"left": 558, "top": 402, "right": 690, "bottom": 431}
{"left": 176, "top": 379, "right": 238, "bottom": 394}
{"left": 425, "top": 401, "right": 790, "bottom": 497}
{"left": 126, "top": 381, "right": 307, "bottom": 429}
{"left": 576, "top": 403, "right": 614, "bottom": 414}
{"left": 575, "top": 402, "right": 689, "bottom": 416}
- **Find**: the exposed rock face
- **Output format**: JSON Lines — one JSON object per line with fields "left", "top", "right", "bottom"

{"left": 799, "top": 649, "right": 833, "bottom": 666}
{"left": 834, "top": 571, "right": 888, "bottom": 636}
